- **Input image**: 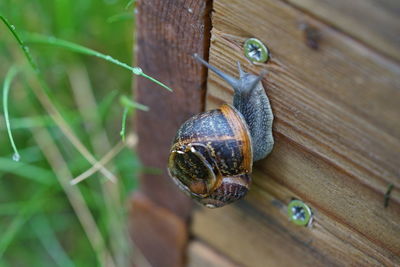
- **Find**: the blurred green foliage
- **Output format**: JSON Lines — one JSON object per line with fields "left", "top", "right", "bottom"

{"left": 0, "top": 0, "right": 141, "bottom": 266}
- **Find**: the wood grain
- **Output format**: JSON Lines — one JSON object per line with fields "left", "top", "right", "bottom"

{"left": 285, "top": 0, "right": 400, "bottom": 62}
{"left": 193, "top": 0, "right": 400, "bottom": 265}
{"left": 135, "top": 0, "right": 211, "bottom": 219}
{"left": 193, "top": 203, "right": 335, "bottom": 267}
{"left": 130, "top": 192, "right": 188, "bottom": 267}
{"left": 188, "top": 241, "right": 240, "bottom": 267}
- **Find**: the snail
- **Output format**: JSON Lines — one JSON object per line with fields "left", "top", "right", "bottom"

{"left": 167, "top": 54, "right": 274, "bottom": 208}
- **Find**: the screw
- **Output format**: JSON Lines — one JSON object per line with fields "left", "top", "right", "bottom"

{"left": 243, "top": 38, "right": 270, "bottom": 63}
{"left": 287, "top": 199, "right": 313, "bottom": 226}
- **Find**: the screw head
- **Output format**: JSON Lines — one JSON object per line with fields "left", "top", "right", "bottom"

{"left": 287, "top": 199, "right": 313, "bottom": 226}
{"left": 243, "top": 38, "right": 270, "bottom": 63}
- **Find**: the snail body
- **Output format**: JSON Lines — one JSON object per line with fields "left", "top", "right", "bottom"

{"left": 167, "top": 55, "right": 274, "bottom": 208}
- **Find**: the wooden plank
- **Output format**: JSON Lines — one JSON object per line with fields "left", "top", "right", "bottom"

{"left": 130, "top": 192, "right": 188, "bottom": 267}
{"left": 135, "top": 0, "right": 211, "bottom": 219}
{"left": 193, "top": 203, "right": 335, "bottom": 267}
{"left": 133, "top": 0, "right": 211, "bottom": 265}
{"left": 188, "top": 241, "right": 240, "bottom": 267}
{"left": 193, "top": 0, "right": 400, "bottom": 265}
{"left": 285, "top": 0, "right": 400, "bottom": 62}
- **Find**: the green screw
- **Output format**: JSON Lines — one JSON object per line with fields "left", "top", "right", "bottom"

{"left": 288, "top": 199, "right": 313, "bottom": 226}
{"left": 243, "top": 38, "right": 270, "bottom": 63}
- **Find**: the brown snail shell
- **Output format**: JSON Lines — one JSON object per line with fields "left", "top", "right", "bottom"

{"left": 168, "top": 54, "right": 274, "bottom": 208}
{"left": 168, "top": 104, "right": 253, "bottom": 208}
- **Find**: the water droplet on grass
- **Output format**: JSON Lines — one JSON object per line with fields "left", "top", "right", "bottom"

{"left": 12, "top": 153, "right": 21, "bottom": 162}
{"left": 132, "top": 67, "right": 142, "bottom": 75}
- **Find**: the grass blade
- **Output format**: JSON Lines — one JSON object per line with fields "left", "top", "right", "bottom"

{"left": 0, "top": 157, "right": 54, "bottom": 185}
{"left": 119, "top": 95, "right": 148, "bottom": 141}
{"left": 0, "top": 15, "right": 117, "bottom": 183}
{"left": 120, "top": 107, "right": 129, "bottom": 141}
{"left": 0, "top": 16, "right": 39, "bottom": 74}
{"left": 70, "top": 141, "right": 128, "bottom": 185}
{"left": 125, "top": 0, "right": 136, "bottom": 10}
{"left": 0, "top": 188, "right": 49, "bottom": 258}
{"left": 2, "top": 66, "right": 21, "bottom": 161}
{"left": 120, "top": 95, "right": 149, "bottom": 111}
{"left": 31, "top": 215, "right": 74, "bottom": 267}
{"left": 107, "top": 12, "right": 134, "bottom": 24}
{"left": 23, "top": 33, "right": 173, "bottom": 92}
{"left": 32, "top": 125, "right": 116, "bottom": 267}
